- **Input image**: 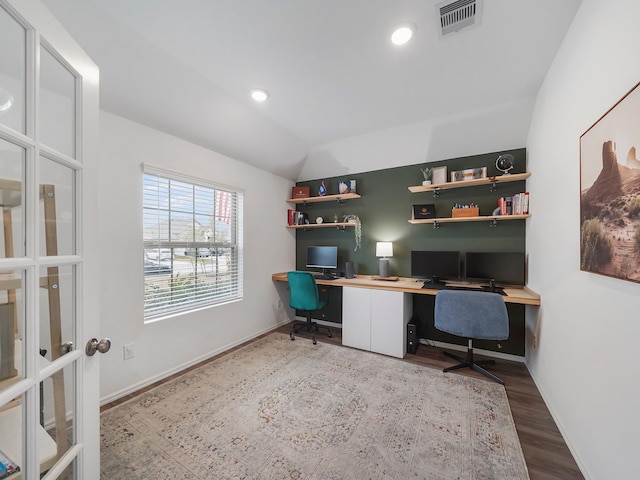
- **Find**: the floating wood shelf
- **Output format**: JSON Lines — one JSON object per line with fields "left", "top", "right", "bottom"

{"left": 408, "top": 214, "right": 531, "bottom": 228}
{"left": 286, "top": 222, "right": 355, "bottom": 230}
{"left": 286, "top": 193, "right": 361, "bottom": 205}
{"left": 408, "top": 172, "right": 531, "bottom": 195}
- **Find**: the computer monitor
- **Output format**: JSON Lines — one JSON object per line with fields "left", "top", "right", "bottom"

{"left": 410, "top": 250, "right": 460, "bottom": 285}
{"left": 306, "top": 246, "right": 338, "bottom": 279}
{"left": 464, "top": 252, "right": 526, "bottom": 286}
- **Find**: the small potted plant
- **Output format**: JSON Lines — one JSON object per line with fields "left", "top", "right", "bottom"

{"left": 342, "top": 214, "right": 361, "bottom": 251}
{"left": 421, "top": 167, "right": 432, "bottom": 186}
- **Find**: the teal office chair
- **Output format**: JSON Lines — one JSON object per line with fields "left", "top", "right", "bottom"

{"left": 287, "top": 271, "right": 332, "bottom": 345}
{"left": 434, "top": 289, "right": 509, "bottom": 384}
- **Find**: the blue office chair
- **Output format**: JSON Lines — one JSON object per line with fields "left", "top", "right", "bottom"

{"left": 434, "top": 289, "right": 509, "bottom": 384}
{"left": 287, "top": 271, "right": 332, "bottom": 345}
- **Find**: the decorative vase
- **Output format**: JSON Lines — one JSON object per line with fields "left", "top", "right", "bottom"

{"left": 422, "top": 180, "right": 432, "bottom": 186}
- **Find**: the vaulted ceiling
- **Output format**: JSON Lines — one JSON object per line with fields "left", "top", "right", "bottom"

{"left": 43, "top": 0, "right": 582, "bottom": 180}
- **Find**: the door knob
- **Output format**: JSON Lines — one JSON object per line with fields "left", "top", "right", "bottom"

{"left": 85, "top": 338, "right": 111, "bottom": 356}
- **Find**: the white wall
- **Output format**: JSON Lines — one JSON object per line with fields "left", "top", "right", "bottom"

{"left": 526, "top": 1, "right": 640, "bottom": 479}
{"left": 98, "top": 111, "right": 295, "bottom": 403}
{"left": 298, "top": 97, "right": 535, "bottom": 180}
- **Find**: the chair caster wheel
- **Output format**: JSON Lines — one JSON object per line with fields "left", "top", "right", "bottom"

{"left": 290, "top": 335, "right": 295, "bottom": 341}
{"left": 328, "top": 332, "right": 332, "bottom": 338}
{"left": 313, "top": 339, "right": 317, "bottom": 345}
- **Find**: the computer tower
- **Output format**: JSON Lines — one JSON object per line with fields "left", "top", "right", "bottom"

{"left": 407, "top": 323, "right": 418, "bottom": 354}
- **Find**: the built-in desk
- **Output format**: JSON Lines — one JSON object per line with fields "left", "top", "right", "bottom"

{"left": 272, "top": 273, "right": 540, "bottom": 358}
{"left": 271, "top": 272, "right": 540, "bottom": 305}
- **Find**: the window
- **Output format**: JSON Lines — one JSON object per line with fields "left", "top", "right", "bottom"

{"left": 143, "top": 167, "right": 243, "bottom": 320}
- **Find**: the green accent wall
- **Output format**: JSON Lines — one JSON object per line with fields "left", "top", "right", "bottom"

{"left": 293, "top": 148, "right": 528, "bottom": 355}
{"left": 294, "top": 148, "right": 527, "bottom": 277}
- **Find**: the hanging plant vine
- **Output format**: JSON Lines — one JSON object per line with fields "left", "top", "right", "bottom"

{"left": 343, "top": 214, "right": 361, "bottom": 251}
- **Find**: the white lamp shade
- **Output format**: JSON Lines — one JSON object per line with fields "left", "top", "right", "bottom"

{"left": 376, "top": 242, "right": 393, "bottom": 257}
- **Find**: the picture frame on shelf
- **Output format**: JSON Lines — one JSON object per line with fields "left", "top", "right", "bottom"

{"left": 451, "top": 166, "right": 487, "bottom": 182}
{"left": 338, "top": 179, "right": 356, "bottom": 194}
{"left": 432, "top": 166, "right": 447, "bottom": 185}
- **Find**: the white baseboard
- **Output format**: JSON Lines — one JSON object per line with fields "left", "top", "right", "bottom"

{"left": 526, "top": 367, "right": 590, "bottom": 479}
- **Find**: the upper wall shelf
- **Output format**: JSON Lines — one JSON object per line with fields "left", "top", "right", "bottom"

{"left": 408, "top": 172, "right": 531, "bottom": 195}
{"left": 287, "top": 192, "right": 361, "bottom": 205}
{"left": 408, "top": 214, "right": 530, "bottom": 228}
{"left": 286, "top": 222, "right": 355, "bottom": 230}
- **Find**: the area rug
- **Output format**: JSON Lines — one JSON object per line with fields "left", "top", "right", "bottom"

{"left": 100, "top": 333, "right": 529, "bottom": 479}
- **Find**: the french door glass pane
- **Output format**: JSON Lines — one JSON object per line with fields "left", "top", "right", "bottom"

{"left": 0, "top": 269, "right": 24, "bottom": 396}
{"left": 0, "top": 5, "right": 26, "bottom": 134}
{"left": 0, "top": 392, "right": 25, "bottom": 476}
{"left": 39, "top": 156, "right": 75, "bottom": 256}
{"left": 42, "top": 362, "right": 76, "bottom": 470}
{"left": 39, "top": 265, "right": 75, "bottom": 363}
{"left": 0, "top": 138, "right": 25, "bottom": 258}
{"left": 39, "top": 45, "right": 75, "bottom": 158}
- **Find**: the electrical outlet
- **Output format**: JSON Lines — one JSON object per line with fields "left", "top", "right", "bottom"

{"left": 276, "top": 298, "right": 282, "bottom": 308}
{"left": 123, "top": 343, "right": 135, "bottom": 360}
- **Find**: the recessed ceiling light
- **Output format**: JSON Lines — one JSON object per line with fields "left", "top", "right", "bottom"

{"left": 250, "top": 88, "right": 269, "bottom": 102}
{"left": 391, "top": 23, "right": 416, "bottom": 45}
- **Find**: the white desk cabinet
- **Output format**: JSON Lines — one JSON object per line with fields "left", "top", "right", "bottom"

{"left": 342, "top": 286, "right": 412, "bottom": 358}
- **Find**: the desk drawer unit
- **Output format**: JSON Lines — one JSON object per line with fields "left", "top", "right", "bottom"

{"left": 342, "top": 286, "right": 412, "bottom": 358}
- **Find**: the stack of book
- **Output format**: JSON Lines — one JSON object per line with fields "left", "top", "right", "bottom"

{"left": 287, "top": 209, "right": 308, "bottom": 225}
{"left": 497, "top": 192, "right": 529, "bottom": 215}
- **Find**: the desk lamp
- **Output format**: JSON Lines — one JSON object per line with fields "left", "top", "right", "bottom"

{"left": 376, "top": 242, "right": 393, "bottom": 277}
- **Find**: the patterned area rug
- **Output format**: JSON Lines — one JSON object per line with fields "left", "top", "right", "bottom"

{"left": 101, "top": 333, "right": 529, "bottom": 479}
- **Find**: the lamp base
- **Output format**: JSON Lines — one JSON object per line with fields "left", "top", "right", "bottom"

{"left": 379, "top": 258, "right": 390, "bottom": 278}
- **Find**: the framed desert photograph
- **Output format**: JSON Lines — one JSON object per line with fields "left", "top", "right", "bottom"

{"left": 580, "top": 81, "right": 640, "bottom": 282}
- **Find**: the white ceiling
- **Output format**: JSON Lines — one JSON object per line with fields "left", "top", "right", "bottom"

{"left": 43, "top": 0, "right": 582, "bottom": 180}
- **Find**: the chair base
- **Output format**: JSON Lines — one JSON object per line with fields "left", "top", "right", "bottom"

{"left": 442, "top": 340, "right": 504, "bottom": 385}
{"left": 290, "top": 315, "right": 332, "bottom": 345}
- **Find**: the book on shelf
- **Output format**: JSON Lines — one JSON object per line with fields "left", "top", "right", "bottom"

{"left": 287, "top": 210, "right": 308, "bottom": 225}
{"left": 411, "top": 204, "right": 436, "bottom": 220}
{"left": 497, "top": 192, "right": 529, "bottom": 216}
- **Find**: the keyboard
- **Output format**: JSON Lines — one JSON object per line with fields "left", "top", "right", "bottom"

{"left": 317, "top": 275, "right": 338, "bottom": 281}
{"left": 422, "top": 282, "right": 505, "bottom": 295}
{"left": 445, "top": 284, "right": 506, "bottom": 296}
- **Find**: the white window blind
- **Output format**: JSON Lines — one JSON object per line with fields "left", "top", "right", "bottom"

{"left": 142, "top": 167, "right": 243, "bottom": 320}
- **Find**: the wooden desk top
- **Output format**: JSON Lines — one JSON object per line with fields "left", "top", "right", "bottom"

{"left": 271, "top": 272, "right": 540, "bottom": 306}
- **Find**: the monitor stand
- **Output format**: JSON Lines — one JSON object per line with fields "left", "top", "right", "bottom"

{"left": 421, "top": 276, "right": 446, "bottom": 289}
{"left": 316, "top": 268, "right": 337, "bottom": 280}
{"left": 480, "top": 279, "right": 505, "bottom": 295}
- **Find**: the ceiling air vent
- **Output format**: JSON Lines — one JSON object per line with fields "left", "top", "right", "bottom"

{"left": 436, "top": 0, "right": 482, "bottom": 38}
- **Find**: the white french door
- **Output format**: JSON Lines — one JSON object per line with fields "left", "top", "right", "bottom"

{"left": 0, "top": 0, "right": 100, "bottom": 479}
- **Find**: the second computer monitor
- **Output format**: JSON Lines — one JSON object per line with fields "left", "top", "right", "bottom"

{"left": 464, "top": 252, "right": 525, "bottom": 286}
{"left": 410, "top": 250, "right": 460, "bottom": 284}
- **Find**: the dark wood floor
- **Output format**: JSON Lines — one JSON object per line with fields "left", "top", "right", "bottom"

{"left": 103, "top": 324, "right": 584, "bottom": 480}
